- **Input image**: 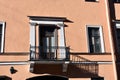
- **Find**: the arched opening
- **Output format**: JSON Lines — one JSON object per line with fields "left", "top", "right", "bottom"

{"left": 26, "top": 75, "right": 68, "bottom": 80}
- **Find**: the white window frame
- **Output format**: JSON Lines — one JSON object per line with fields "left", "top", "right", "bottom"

{"left": 29, "top": 20, "right": 66, "bottom": 59}
{"left": 0, "top": 22, "right": 5, "bottom": 53}
{"left": 86, "top": 25, "right": 105, "bottom": 53}
{"left": 116, "top": 23, "right": 120, "bottom": 28}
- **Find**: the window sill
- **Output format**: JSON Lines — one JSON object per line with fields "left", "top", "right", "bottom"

{"left": 85, "top": 0, "right": 99, "bottom": 2}
{"left": 70, "top": 52, "right": 111, "bottom": 55}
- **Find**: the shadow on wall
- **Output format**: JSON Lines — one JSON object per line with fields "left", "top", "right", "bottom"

{"left": 68, "top": 53, "right": 99, "bottom": 78}
{"left": 31, "top": 54, "right": 101, "bottom": 78}
{"left": 32, "top": 64, "right": 100, "bottom": 78}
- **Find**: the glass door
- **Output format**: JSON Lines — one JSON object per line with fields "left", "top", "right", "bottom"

{"left": 39, "top": 25, "right": 57, "bottom": 59}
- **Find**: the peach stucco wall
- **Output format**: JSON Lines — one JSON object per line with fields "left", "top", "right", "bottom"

{"left": 0, "top": 0, "right": 117, "bottom": 80}
{"left": 0, "top": 65, "right": 38, "bottom": 80}
{"left": 0, "top": 0, "right": 111, "bottom": 53}
{"left": 70, "top": 54, "right": 112, "bottom": 61}
{"left": 0, "top": 64, "right": 114, "bottom": 80}
{"left": 114, "top": 4, "right": 120, "bottom": 20}
{"left": 0, "top": 54, "right": 29, "bottom": 61}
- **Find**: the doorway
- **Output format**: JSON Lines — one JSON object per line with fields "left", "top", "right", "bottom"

{"left": 39, "top": 25, "right": 58, "bottom": 59}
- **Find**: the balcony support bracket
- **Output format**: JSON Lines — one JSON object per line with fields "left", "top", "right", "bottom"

{"left": 62, "top": 62, "right": 69, "bottom": 72}
{"left": 29, "top": 62, "right": 34, "bottom": 72}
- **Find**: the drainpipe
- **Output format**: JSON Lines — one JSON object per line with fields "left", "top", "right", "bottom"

{"left": 105, "top": 0, "right": 118, "bottom": 80}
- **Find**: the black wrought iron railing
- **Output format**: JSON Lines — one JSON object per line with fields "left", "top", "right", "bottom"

{"left": 71, "top": 54, "right": 98, "bottom": 75}
{"left": 30, "top": 46, "right": 70, "bottom": 61}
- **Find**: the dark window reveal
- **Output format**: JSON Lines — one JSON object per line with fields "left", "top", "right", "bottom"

{"left": 91, "top": 77, "right": 104, "bottom": 80}
{"left": 113, "top": 0, "right": 120, "bottom": 3}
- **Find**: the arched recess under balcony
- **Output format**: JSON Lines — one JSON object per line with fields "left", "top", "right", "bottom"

{"left": 26, "top": 75, "right": 68, "bottom": 80}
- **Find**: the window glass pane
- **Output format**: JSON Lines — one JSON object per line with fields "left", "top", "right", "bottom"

{"left": 117, "top": 29, "right": 120, "bottom": 37}
{"left": 0, "top": 24, "right": 2, "bottom": 27}
{"left": 113, "top": 0, "right": 120, "bottom": 2}
{"left": 88, "top": 27, "right": 101, "bottom": 53}
{"left": 94, "top": 37, "right": 101, "bottom": 52}
{"left": 92, "top": 28, "right": 99, "bottom": 36}
{"left": 116, "top": 29, "right": 120, "bottom": 53}
{"left": 0, "top": 25, "right": 2, "bottom": 34}
{"left": 44, "top": 27, "right": 55, "bottom": 37}
{"left": 88, "top": 28, "right": 99, "bottom": 36}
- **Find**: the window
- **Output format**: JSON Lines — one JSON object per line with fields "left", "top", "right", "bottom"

{"left": 113, "top": 0, "right": 120, "bottom": 3}
{"left": 115, "top": 23, "right": 120, "bottom": 53}
{"left": 85, "top": 0, "right": 99, "bottom": 2}
{"left": 87, "top": 26, "right": 104, "bottom": 53}
{"left": 116, "top": 29, "right": 120, "bottom": 53}
{"left": 0, "top": 22, "right": 5, "bottom": 53}
{"left": 91, "top": 77, "right": 104, "bottom": 80}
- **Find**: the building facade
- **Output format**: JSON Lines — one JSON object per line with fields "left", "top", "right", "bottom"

{"left": 0, "top": 0, "right": 120, "bottom": 80}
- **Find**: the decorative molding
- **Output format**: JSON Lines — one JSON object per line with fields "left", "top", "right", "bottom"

{"left": 0, "top": 61, "right": 29, "bottom": 65}
{"left": 0, "top": 61, "right": 112, "bottom": 65}
{"left": 57, "top": 23, "right": 64, "bottom": 27}
{"left": 29, "top": 22, "right": 37, "bottom": 26}
{"left": 0, "top": 53, "right": 29, "bottom": 56}
{"left": 71, "top": 61, "right": 112, "bottom": 64}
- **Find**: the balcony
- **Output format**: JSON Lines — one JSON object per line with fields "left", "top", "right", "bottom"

{"left": 29, "top": 46, "right": 70, "bottom": 72}
{"left": 30, "top": 46, "right": 70, "bottom": 61}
